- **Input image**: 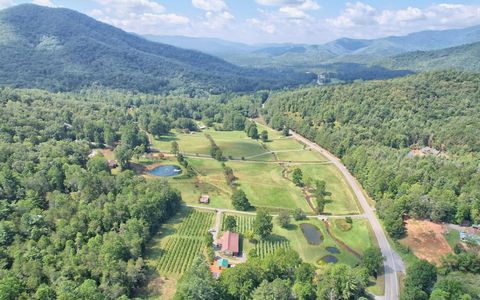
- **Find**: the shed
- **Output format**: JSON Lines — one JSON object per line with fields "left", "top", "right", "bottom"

{"left": 199, "top": 195, "right": 210, "bottom": 204}
{"left": 217, "top": 258, "right": 229, "bottom": 268}
{"left": 108, "top": 160, "right": 118, "bottom": 169}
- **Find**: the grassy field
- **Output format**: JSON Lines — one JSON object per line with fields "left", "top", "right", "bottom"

{"left": 272, "top": 218, "right": 363, "bottom": 266}
{"left": 151, "top": 132, "right": 211, "bottom": 155}
{"left": 294, "top": 164, "right": 359, "bottom": 215}
{"left": 217, "top": 139, "right": 272, "bottom": 160}
{"left": 146, "top": 126, "right": 360, "bottom": 214}
{"left": 330, "top": 218, "right": 376, "bottom": 255}
{"left": 227, "top": 161, "right": 310, "bottom": 211}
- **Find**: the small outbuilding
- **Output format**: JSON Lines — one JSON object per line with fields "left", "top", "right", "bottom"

{"left": 199, "top": 195, "right": 210, "bottom": 204}
{"left": 218, "top": 231, "right": 239, "bottom": 256}
{"left": 108, "top": 160, "right": 118, "bottom": 169}
{"left": 217, "top": 258, "right": 229, "bottom": 269}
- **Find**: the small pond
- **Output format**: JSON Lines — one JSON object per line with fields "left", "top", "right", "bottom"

{"left": 326, "top": 246, "right": 340, "bottom": 254}
{"left": 321, "top": 255, "right": 338, "bottom": 264}
{"left": 300, "top": 223, "right": 323, "bottom": 245}
{"left": 148, "top": 165, "right": 182, "bottom": 177}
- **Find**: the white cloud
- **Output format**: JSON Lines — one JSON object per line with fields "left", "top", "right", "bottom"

{"left": 247, "top": 18, "right": 276, "bottom": 34}
{"left": 0, "top": 0, "right": 14, "bottom": 9}
{"left": 203, "top": 10, "right": 233, "bottom": 29}
{"left": 191, "top": 0, "right": 234, "bottom": 30}
{"left": 32, "top": 0, "right": 55, "bottom": 7}
{"left": 327, "top": 2, "right": 376, "bottom": 27}
{"left": 256, "top": 0, "right": 319, "bottom": 20}
{"left": 192, "top": 0, "right": 227, "bottom": 12}
{"left": 95, "top": 0, "right": 165, "bottom": 14}
{"left": 327, "top": 2, "right": 480, "bottom": 38}
{"left": 90, "top": 0, "right": 190, "bottom": 35}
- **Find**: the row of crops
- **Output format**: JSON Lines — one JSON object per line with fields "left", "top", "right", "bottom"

{"left": 156, "top": 209, "right": 214, "bottom": 274}
{"left": 221, "top": 214, "right": 255, "bottom": 234}
{"left": 156, "top": 237, "right": 204, "bottom": 274}
{"left": 177, "top": 210, "right": 214, "bottom": 237}
{"left": 255, "top": 239, "right": 290, "bottom": 258}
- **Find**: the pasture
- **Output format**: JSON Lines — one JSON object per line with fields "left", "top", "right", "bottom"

{"left": 294, "top": 164, "right": 360, "bottom": 215}
{"left": 145, "top": 126, "right": 361, "bottom": 215}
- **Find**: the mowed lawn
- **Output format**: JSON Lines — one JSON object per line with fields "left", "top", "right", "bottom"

{"left": 227, "top": 161, "right": 310, "bottom": 211}
{"left": 152, "top": 132, "right": 211, "bottom": 155}
{"left": 295, "top": 164, "right": 359, "bottom": 215}
{"left": 330, "top": 218, "right": 377, "bottom": 255}
{"left": 273, "top": 219, "right": 365, "bottom": 266}
{"left": 169, "top": 158, "right": 234, "bottom": 209}
{"left": 217, "top": 139, "right": 272, "bottom": 161}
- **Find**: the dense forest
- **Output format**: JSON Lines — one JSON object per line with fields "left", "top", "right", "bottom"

{"left": 381, "top": 42, "right": 480, "bottom": 73}
{"left": 175, "top": 248, "right": 377, "bottom": 300}
{"left": 0, "top": 5, "right": 314, "bottom": 95}
{"left": 264, "top": 71, "right": 480, "bottom": 238}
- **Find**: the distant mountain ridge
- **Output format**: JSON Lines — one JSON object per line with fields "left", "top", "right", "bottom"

{"left": 380, "top": 42, "right": 480, "bottom": 73}
{"left": 146, "top": 25, "right": 480, "bottom": 69}
{"left": 0, "top": 4, "right": 314, "bottom": 94}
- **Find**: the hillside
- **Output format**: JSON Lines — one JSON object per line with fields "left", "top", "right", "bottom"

{"left": 0, "top": 4, "right": 314, "bottom": 94}
{"left": 264, "top": 71, "right": 480, "bottom": 236}
{"left": 380, "top": 42, "right": 480, "bottom": 73}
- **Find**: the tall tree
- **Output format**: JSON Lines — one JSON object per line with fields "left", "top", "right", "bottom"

{"left": 361, "top": 247, "right": 384, "bottom": 277}
{"left": 292, "top": 168, "right": 303, "bottom": 187}
{"left": 224, "top": 216, "right": 237, "bottom": 232}
{"left": 175, "top": 255, "right": 219, "bottom": 300}
{"left": 251, "top": 279, "right": 291, "bottom": 300}
{"left": 254, "top": 210, "right": 273, "bottom": 240}
{"left": 232, "top": 190, "right": 251, "bottom": 211}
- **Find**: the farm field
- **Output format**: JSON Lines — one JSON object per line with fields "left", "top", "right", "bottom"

{"left": 140, "top": 208, "right": 214, "bottom": 298}
{"left": 217, "top": 139, "right": 272, "bottom": 160}
{"left": 293, "top": 164, "right": 360, "bottom": 215}
{"left": 151, "top": 131, "right": 211, "bottom": 155}
{"left": 227, "top": 160, "right": 310, "bottom": 211}
{"left": 145, "top": 126, "right": 362, "bottom": 215}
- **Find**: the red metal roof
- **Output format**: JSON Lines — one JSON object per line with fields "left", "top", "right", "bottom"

{"left": 220, "top": 231, "right": 239, "bottom": 253}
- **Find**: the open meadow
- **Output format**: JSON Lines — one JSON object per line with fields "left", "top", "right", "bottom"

{"left": 143, "top": 126, "right": 359, "bottom": 215}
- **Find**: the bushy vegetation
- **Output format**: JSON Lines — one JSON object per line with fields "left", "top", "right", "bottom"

{"left": 175, "top": 248, "right": 372, "bottom": 300}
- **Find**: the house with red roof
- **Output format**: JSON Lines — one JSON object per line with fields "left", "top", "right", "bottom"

{"left": 218, "top": 231, "right": 239, "bottom": 256}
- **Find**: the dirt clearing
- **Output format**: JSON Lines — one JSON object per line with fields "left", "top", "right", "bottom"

{"left": 400, "top": 219, "right": 453, "bottom": 265}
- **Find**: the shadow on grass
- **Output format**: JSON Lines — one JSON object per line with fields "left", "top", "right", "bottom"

{"left": 282, "top": 223, "right": 298, "bottom": 231}
{"left": 158, "top": 134, "right": 179, "bottom": 143}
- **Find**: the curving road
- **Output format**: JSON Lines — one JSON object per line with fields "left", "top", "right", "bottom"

{"left": 290, "top": 130, "right": 404, "bottom": 300}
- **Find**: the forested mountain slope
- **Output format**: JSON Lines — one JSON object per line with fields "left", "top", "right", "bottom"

{"left": 0, "top": 4, "right": 314, "bottom": 94}
{"left": 381, "top": 42, "right": 480, "bottom": 73}
{"left": 264, "top": 72, "right": 480, "bottom": 237}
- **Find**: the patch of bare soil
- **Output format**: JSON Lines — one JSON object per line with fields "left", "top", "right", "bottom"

{"left": 136, "top": 274, "right": 177, "bottom": 300}
{"left": 400, "top": 219, "right": 453, "bottom": 265}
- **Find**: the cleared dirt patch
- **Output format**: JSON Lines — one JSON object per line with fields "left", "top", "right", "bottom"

{"left": 400, "top": 219, "right": 453, "bottom": 265}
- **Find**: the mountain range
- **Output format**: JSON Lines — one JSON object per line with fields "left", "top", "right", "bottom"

{"left": 147, "top": 25, "right": 480, "bottom": 70}
{"left": 0, "top": 4, "right": 314, "bottom": 94}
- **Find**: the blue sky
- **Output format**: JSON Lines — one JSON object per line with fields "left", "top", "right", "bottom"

{"left": 2, "top": 0, "right": 480, "bottom": 43}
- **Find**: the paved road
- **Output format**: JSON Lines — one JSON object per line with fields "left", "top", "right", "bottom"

{"left": 290, "top": 130, "right": 404, "bottom": 300}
